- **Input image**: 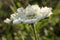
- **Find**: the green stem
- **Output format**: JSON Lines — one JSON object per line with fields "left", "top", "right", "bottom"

{"left": 31, "top": 24, "right": 37, "bottom": 40}
{"left": 10, "top": 24, "right": 15, "bottom": 40}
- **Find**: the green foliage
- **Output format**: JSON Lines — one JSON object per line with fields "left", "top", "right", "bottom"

{"left": 0, "top": 0, "right": 60, "bottom": 40}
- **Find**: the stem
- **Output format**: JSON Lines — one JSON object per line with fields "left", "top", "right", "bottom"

{"left": 0, "top": 36, "right": 2, "bottom": 40}
{"left": 31, "top": 24, "right": 37, "bottom": 40}
{"left": 10, "top": 25, "right": 15, "bottom": 40}
{"left": 11, "top": 33, "right": 15, "bottom": 40}
{"left": 9, "top": 5, "right": 17, "bottom": 13}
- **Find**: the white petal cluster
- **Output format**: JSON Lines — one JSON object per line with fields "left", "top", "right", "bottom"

{"left": 4, "top": 18, "right": 11, "bottom": 24}
{"left": 4, "top": 5, "right": 52, "bottom": 24}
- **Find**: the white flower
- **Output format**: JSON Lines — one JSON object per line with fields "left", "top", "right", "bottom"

{"left": 4, "top": 18, "right": 11, "bottom": 24}
{"left": 4, "top": 5, "right": 52, "bottom": 24}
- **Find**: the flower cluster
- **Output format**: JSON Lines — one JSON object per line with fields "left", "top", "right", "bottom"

{"left": 4, "top": 5, "right": 52, "bottom": 24}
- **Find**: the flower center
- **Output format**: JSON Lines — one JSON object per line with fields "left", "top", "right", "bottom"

{"left": 26, "top": 13, "right": 36, "bottom": 19}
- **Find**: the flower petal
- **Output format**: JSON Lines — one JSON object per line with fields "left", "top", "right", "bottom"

{"left": 4, "top": 18, "right": 11, "bottom": 24}
{"left": 10, "top": 13, "right": 19, "bottom": 20}
{"left": 13, "top": 19, "right": 21, "bottom": 24}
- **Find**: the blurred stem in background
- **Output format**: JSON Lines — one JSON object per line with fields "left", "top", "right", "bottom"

{"left": 7, "top": 0, "right": 17, "bottom": 13}
{"left": 0, "top": 37, "right": 2, "bottom": 40}
{"left": 1, "top": 0, "right": 17, "bottom": 13}
{"left": 4, "top": 0, "right": 29, "bottom": 13}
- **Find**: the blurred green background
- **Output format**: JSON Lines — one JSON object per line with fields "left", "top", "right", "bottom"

{"left": 0, "top": 0, "right": 60, "bottom": 40}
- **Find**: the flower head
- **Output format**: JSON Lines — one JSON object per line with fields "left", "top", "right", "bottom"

{"left": 4, "top": 5, "right": 52, "bottom": 24}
